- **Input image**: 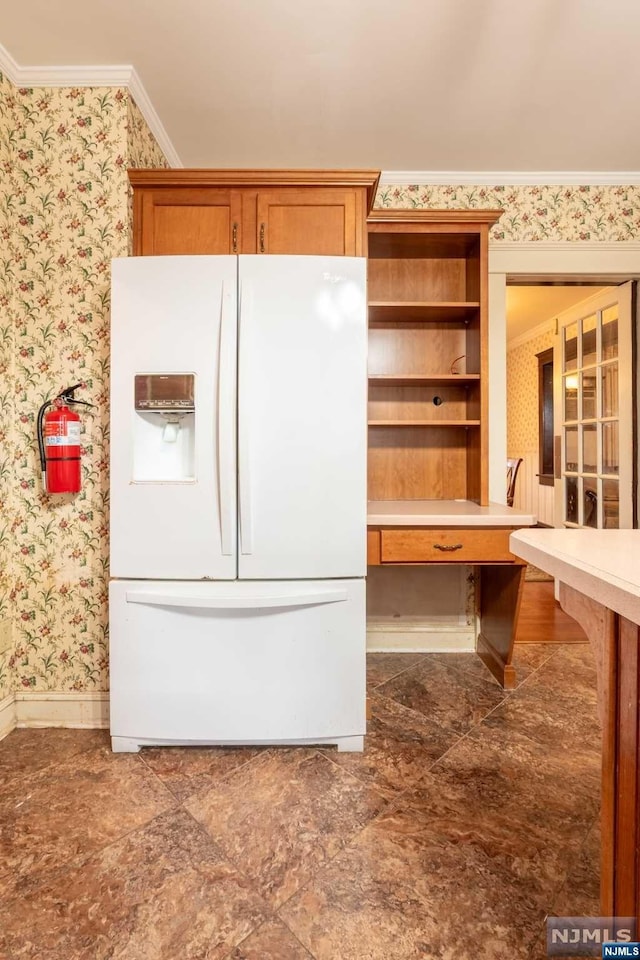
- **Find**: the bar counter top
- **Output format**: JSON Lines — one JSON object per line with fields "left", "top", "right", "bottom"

{"left": 510, "top": 527, "right": 640, "bottom": 624}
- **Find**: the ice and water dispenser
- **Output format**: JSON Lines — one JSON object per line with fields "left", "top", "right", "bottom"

{"left": 132, "top": 374, "right": 196, "bottom": 482}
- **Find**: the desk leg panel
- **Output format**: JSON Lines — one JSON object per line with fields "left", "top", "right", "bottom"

{"left": 616, "top": 616, "right": 640, "bottom": 920}
{"left": 476, "top": 563, "right": 526, "bottom": 690}
{"left": 559, "top": 584, "right": 640, "bottom": 924}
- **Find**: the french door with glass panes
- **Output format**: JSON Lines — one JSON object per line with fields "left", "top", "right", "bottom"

{"left": 553, "top": 282, "right": 633, "bottom": 529}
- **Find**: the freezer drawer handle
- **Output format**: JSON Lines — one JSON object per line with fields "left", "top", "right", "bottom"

{"left": 125, "top": 588, "right": 349, "bottom": 610}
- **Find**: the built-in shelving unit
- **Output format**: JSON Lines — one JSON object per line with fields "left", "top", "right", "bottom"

{"left": 366, "top": 209, "right": 502, "bottom": 503}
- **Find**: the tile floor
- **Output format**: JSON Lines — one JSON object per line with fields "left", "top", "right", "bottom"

{"left": 0, "top": 643, "right": 601, "bottom": 960}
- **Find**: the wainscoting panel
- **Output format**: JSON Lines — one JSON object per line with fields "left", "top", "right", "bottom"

{"left": 512, "top": 452, "right": 555, "bottom": 526}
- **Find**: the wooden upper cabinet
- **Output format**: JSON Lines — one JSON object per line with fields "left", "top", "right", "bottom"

{"left": 136, "top": 188, "right": 242, "bottom": 255}
{"left": 256, "top": 188, "right": 361, "bottom": 255}
{"left": 129, "top": 170, "right": 380, "bottom": 257}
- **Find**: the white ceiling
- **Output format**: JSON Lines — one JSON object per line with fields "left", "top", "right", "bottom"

{"left": 2, "top": 0, "right": 640, "bottom": 171}
{"left": 506, "top": 286, "right": 605, "bottom": 343}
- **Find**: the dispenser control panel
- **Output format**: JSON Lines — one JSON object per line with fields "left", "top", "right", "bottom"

{"left": 134, "top": 374, "right": 195, "bottom": 413}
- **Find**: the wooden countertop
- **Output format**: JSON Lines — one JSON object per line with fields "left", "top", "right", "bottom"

{"left": 368, "top": 500, "right": 536, "bottom": 527}
{"left": 510, "top": 528, "right": 640, "bottom": 624}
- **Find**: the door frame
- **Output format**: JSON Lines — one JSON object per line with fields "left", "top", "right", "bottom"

{"left": 488, "top": 241, "right": 640, "bottom": 514}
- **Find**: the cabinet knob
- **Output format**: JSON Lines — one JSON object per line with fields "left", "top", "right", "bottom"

{"left": 232, "top": 222, "right": 238, "bottom": 253}
{"left": 259, "top": 222, "right": 265, "bottom": 254}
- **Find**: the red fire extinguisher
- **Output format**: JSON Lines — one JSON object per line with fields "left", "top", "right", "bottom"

{"left": 37, "top": 383, "right": 93, "bottom": 494}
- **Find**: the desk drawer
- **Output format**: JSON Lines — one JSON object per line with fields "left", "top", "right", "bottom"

{"left": 380, "top": 528, "right": 516, "bottom": 563}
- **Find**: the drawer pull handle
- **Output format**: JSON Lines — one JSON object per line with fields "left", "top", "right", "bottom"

{"left": 259, "top": 222, "right": 265, "bottom": 253}
{"left": 232, "top": 222, "right": 238, "bottom": 253}
{"left": 433, "top": 543, "right": 463, "bottom": 552}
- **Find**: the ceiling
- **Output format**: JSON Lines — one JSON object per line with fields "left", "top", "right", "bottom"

{"left": 506, "top": 285, "right": 606, "bottom": 343}
{"left": 2, "top": 0, "right": 640, "bottom": 171}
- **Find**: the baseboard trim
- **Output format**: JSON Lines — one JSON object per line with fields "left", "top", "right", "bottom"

{"left": 13, "top": 692, "right": 110, "bottom": 729}
{"left": 0, "top": 693, "right": 17, "bottom": 741}
{"left": 367, "top": 621, "right": 475, "bottom": 653}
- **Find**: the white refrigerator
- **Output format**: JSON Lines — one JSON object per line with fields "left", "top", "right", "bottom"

{"left": 109, "top": 255, "right": 367, "bottom": 753}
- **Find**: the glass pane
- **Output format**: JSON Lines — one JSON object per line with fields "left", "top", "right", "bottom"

{"left": 603, "top": 479, "right": 619, "bottom": 529}
{"left": 583, "top": 478, "right": 598, "bottom": 528}
{"left": 564, "top": 322, "right": 578, "bottom": 372}
{"left": 602, "top": 306, "right": 618, "bottom": 361}
{"left": 565, "top": 426, "right": 579, "bottom": 472}
{"left": 582, "top": 424, "right": 597, "bottom": 473}
{"left": 581, "top": 370, "right": 597, "bottom": 420}
{"left": 601, "top": 363, "right": 618, "bottom": 418}
{"left": 564, "top": 374, "right": 578, "bottom": 421}
{"left": 581, "top": 314, "right": 597, "bottom": 367}
{"left": 602, "top": 421, "right": 619, "bottom": 474}
{"left": 566, "top": 477, "right": 578, "bottom": 523}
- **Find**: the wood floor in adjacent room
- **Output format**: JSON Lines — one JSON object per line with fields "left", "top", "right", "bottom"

{"left": 517, "top": 580, "right": 589, "bottom": 643}
{"left": 0, "top": 583, "right": 599, "bottom": 960}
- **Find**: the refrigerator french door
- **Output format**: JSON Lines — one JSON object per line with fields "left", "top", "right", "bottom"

{"left": 109, "top": 255, "right": 367, "bottom": 752}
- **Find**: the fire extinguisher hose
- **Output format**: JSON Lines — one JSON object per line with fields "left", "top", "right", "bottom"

{"left": 36, "top": 398, "right": 53, "bottom": 490}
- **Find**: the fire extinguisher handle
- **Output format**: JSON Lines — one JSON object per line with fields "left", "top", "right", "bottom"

{"left": 58, "top": 382, "right": 84, "bottom": 397}
{"left": 57, "top": 383, "right": 94, "bottom": 408}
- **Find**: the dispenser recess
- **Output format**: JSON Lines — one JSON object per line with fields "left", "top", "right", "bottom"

{"left": 132, "top": 373, "right": 196, "bottom": 483}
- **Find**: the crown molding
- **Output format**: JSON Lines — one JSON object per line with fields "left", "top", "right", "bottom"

{"left": 0, "top": 43, "right": 181, "bottom": 167}
{"left": 0, "top": 41, "right": 21, "bottom": 83}
{"left": 379, "top": 171, "right": 640, "bottom": 186}
{"left": 507, "top": 318, "right": 555, "bottom": 351}
{"left": 127, "top": 67, "right": 181, "bottom": 168}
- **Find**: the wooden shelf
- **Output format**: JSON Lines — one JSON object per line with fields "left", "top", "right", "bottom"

{"left": 368, "top": 302, "right": 480, "bottom": 323}
{"left": 368, "top": 374, "right": 480, "bottom": 386}
{"left": 368, "top": 420, "right": 481, "bottom": 427}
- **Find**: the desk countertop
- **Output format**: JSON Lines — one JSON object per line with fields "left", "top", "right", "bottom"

{"left": 510, "top": 528, "right": 640, "bottom": 624}
{"left": 368, "top": 500, "right": 536, "bottom": 527}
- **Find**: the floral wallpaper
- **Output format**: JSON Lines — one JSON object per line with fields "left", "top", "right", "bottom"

{"left": 0, "top": 72, "right": 167, "bottom": 697}
{"left": 0, "top": 70, "right": 18, "bottom": 700}
{"left": 375, "top": 185, "right": 640, "bottom": 241}
{"left": 1, "top": 69, "right": 640, "bottom": 701}
{"left": 507, "top": 328, "right": 554, "bottom": 458}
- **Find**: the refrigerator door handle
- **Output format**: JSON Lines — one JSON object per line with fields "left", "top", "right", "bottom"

{"left": 238, "top": 278, "right": 253, "bottom": 555}
{"left": 125, "top": 587, "right": 349, "bottom": 609}
{"left": 217, "top": 279, "right": 235, "bottom": 556}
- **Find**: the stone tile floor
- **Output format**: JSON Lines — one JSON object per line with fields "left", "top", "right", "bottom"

{"left": 0, "top": 643, "right": 600, "bottom": 960}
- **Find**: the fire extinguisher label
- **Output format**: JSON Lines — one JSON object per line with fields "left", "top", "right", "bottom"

{"left": 45, "top": 422, "right": 81, "bottom": 445}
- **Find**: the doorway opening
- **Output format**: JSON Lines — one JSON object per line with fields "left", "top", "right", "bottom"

{"left": 505, "top": 278, "right": 636, "bottom": 528}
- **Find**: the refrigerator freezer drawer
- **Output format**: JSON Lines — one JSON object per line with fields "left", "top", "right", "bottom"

{"left": 109, "top": 579, "right": 365, "bottom": 748}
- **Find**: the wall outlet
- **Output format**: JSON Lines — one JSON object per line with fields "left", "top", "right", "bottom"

{"left": 0, "top": 619, "right": 13, "bottom": 656}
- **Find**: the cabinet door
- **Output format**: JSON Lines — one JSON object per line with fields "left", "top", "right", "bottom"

{"left": 255, "top": 188, "right": 362, "bottom": 256}
{"left": 135, "top": 188, "right": 243, "bottom": 255}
